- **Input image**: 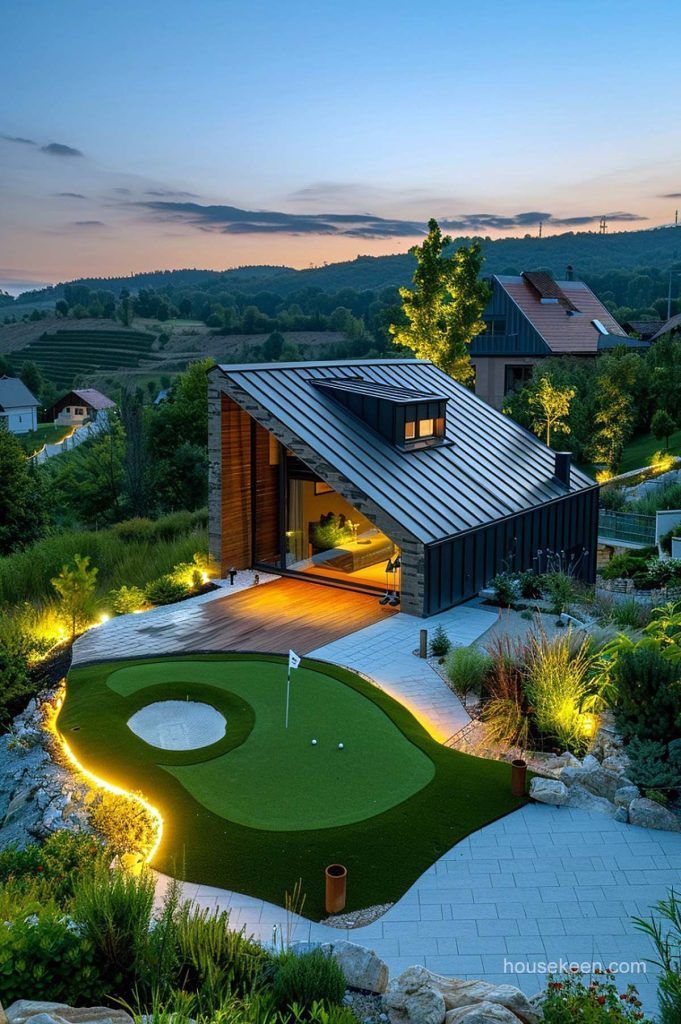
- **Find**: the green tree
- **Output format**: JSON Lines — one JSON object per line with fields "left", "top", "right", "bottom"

{"left": 590, "top": 353, "right": 639, "bottom": 470}
{"left": 117, "top": 289, "right": 132, "bottom": 327}
{"left": 51, "top": 554, "right": 99, "bottom": 639}
{"left": 55, "top": 299, "right": 69, "bottom": 318}
{"left": 120, "top": 389, "right": 151, "bottom": 517}
{"left": 262, "top": 331, "right": 285, "bottom": 360}
{"left": 42, "top": 419, "right": 125, "bottom": 527}
{"left": 389, "top": 219, "right": 489, "bottom": 385}
{"left": 0, "top": 431, "right": 46, "bottom": 554}
{"left": 527, "top": 374, "right": 575, "bottom": 446}
{"left": 20, "top": 361, "right": 44, "bottom": 402}
{"left": 651, "top": 408, "right": 676, "bottom": 449}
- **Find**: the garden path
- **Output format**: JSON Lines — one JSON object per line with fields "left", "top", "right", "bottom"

{"left": 156, "top": 804, "right": 681, "bottom": 1017}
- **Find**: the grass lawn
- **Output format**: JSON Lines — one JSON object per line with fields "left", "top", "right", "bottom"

{"left": 18, "top": 422, "right": 71, "bottom": 455}
{"left": 59, "top": 653, "right": 526, "bottom": 918}
{"left": 619, "top": 429, "right": 681, "bottom": 474}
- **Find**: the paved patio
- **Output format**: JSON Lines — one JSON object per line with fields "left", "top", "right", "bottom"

{"left": 157, "top": 804, "right": 681, "bottom": 1015}
{"left": 311, "top": 602, "right": 497, "bottom": 740}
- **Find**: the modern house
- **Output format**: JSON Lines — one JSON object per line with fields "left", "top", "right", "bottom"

{"left": 470, "top": 271, "right": 646, "bottom": 408}
{"left": 50, "top": 388, "right": 115, "bottom": 426}
{"left": 0, "top": 375, "right": 40, "bottom": 434}
{"left": 208, "top": 359, "right": 599, "bottom": 616}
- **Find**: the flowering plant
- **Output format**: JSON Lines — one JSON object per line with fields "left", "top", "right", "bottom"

{"left": 542, "top": 969, "right": 651, "bottom": 1023}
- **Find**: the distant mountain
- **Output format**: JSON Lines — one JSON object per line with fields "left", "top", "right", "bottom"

{"left": 15, "top": 225, "right": 681, "bottom": 302}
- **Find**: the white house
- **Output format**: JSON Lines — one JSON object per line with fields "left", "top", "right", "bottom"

{"left": 0, "top": 375, "right": 40, "bottom": 434}
{"left": 51, "top": 388, "right": 115, "bottom": 426}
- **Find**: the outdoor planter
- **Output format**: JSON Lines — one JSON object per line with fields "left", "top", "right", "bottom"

{"left": 511, "top": 758, "right": 527, "bottom": 797}
{"left": 325, "top": 863, "right": 347, "bottom": 913}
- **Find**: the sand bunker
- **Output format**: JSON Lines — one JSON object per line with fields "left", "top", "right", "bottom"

{"left": 127, "top": 700, "right": 226, "bottom": 750}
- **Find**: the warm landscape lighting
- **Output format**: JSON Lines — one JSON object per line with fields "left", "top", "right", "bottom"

{"left": 45, "top": 694, "right": 164, "bottom": 865}
{"left": 99, "top": 612, "right": 111, "bottom": 624}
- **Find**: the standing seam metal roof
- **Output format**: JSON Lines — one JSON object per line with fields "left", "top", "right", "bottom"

{"left": 216, "top": 359, "right": 596, "bottom": 545}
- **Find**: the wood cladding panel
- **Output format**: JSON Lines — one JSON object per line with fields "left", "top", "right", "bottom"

{"left": 220, "top": 394, "right": 252, "bottom": 572}
{"left": 253, "top": 422, "right": 279, "bottom": 564}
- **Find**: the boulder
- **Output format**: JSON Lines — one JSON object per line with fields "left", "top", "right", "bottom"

{"left": 434, "top": 979, "right": 540, "bottom": 1024}
{"left": 564, "top": 783, "right": 617, "bottom": 817}
{"left": 6, "top": 1006, "right": 132, "bottom": 1024}
{"left": 614, "top": 807, "right": 629, "bottom": 823}
{"left": 2, "top": 786, "right": 34, "bottom": 826}
{"left": 322, "top": 939, "right": 389, "bottom": 994}
{"left": 629, "top": 798, "right": 681, "bottom": 833}
{"left": 614, "top": 785, "right": 640, "bottom": 808}
{"left": 529, "top": 777, "right": 568, "bottom": 806}
{"left": 446, "top": 1003, "right": 521, "bottom": 1024}
{"left": 6, "top": 1006, "right": 68, "bottom": 1024}
{"left": 560, "top": 765, "right": 629, "bottom": 802}
{"left": 601, "top": 753, "right": 630, "bottom": 775}
{"left": 384, "top": 966, "right": 446, "bottom": 1024}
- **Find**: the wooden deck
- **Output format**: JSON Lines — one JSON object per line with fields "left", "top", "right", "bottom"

{"left": 180, "top": 578, "right": 397, "bottom": 655}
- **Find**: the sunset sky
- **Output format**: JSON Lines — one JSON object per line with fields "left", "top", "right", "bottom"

{"left": 2, "top": 0, "right": 681, "bottom": 293}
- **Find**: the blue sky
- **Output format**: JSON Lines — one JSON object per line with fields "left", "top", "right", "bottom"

{"left": 2, "top": 0, "right": 681, "bottom": 289}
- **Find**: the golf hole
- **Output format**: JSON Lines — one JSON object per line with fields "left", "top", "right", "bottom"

{"left": 127, "top": 700, "right": 226, "bottom": 750}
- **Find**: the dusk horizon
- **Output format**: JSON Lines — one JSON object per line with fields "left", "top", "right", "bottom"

{"left": 3, "top": 0, "right": 681, "bottom": 292}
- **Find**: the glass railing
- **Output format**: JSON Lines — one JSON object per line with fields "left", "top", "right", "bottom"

{"left": 598, "top": 509, "right": 656, "bottom": 545}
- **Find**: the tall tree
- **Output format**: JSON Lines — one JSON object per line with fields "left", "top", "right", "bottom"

{"left": 389, "top": 219, "right": 489, "bottom": 385}
{"left": 0, "top": 430, "right": 46, "bottom": 554}
{"left": 590, "top": 353, "right": 639, "bottom": 471}
{"left": 20, "top": 361, "right": 44, "bottom": 402}
{"left": 651, "top": 409, "right": 676, "bottom": 450}
{"left": 51, "top": 554, "right": 98, "bottom": 639}
{"left": 120, "top": 388, "right": 151, "bottom": 516}
{"left": 527, "top": 375, "right": 575, "bottom": 447}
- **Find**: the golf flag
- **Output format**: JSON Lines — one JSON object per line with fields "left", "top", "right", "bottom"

{"left": 288, "top": 649, "right": 301, "bottom": 671}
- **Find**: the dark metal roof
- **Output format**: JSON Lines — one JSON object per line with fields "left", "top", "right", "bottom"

{"left": 0, "top": 375, "right": 40, "bottom": 410}
{"left": 310, "top": 375, "right": 448, "bottom": 404}
{"left": 215, "top": 359, "right": 596, "bottom": 546}
{"left": 651, "top": 312, "right": 681, "bottom": 341}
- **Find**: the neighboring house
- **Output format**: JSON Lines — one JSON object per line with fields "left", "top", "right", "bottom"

{"left": 208, "top": 359, "right": 598, "bottom": 616}
{"left": 50, "top": 388, "right": 115, "bottom": 426}
{"left": 648, "top": 312, "right": 681, "bottom": 342}
{"left": 154, "top": 388, "right": 170, "bottom": 405}
{"left": 470, "top": 271, "right": 647, "bottom": 408}
{"left": 622, "top": 319, "right": 663, "bottom": 341}
{"left": 0, "top": 375, "right": 39, "bottom": 434}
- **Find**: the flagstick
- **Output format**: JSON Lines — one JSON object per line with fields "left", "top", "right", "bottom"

{"left": 285, "top": 665, "right": 291, "bottom": 729}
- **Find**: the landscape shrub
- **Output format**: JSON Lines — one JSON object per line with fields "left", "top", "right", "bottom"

{"left": 523, "top": 630, "right": 595, "bottom": 753}
{"left": 490, "top": 572, "right": 516, "bottom": 607}
{"left": 429, "top": 624, "right": 451, "bottom": 657}
{"left": 519, "top": 570, "right": 543, "bottom": 599}
{"left": 0, "top": 831, "right": 102, "bottom": 905}
{"left": 635, "top": 889, "right": 681, "bottom": 1024}
{"left": 87, "top": 789, "right": 158, "bottom": 859}
{"left": 112, "top": 517, "right": 156, "bottom": 542}
{"left": 540, "top": 970, "right": 651, "bottom": 1023}
{"left": 0, "top": 508, "right": 208, "bottom": 605}
{"left": 0, "top": 904, "right": 104, "bottom": 1004}
{"left": 600, "top": 553, "right": 649, "bottom": 581}
{"left": 481, "top": 635, "right": 530, "bottom": 749}
{"left": 0, "top": 644, "right": 36, "bottom": 731}
{"left": 609, "top": 599, "right": 652, "bottom": 630}
{"left": 599, "top": 485, "right": 626, "bottom": 511}
{"left": 174, "top": 904, "right": 268, "bottom": 1004}
{"left": 544, "top": 571, "right": 574, "bottom": 615}
{"left": 609, "top": 641, "right": 681, "bottom": 744}
{"left": 110, "top": 584, "right": 147, "bottom": 614}
{"left": 144, "top": 574, "right": 190, "bottom": 606}
{"left": 73, "top": 862, "right": 156, "bottom": 1000}
{"left": 626, "top": 738, "right": 681, "bottom": 798}
{"left": 445, "top": 645, "right": 491, "bottom": 696}
{"left": 628, "top": 480, "right": 681, "bottom": 516}
{"left": 272, "top": 949, "right": 345, "bottom": 1014}
{"left": 51, "top": 553, "right": 99, "bottom": 638}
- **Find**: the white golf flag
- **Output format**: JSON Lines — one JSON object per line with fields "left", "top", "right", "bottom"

{"left": 288, "top": 649, "right": 301, "bottom": 671}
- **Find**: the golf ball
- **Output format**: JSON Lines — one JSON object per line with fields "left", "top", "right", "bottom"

{"left": 311, "top": 738, "right": 318, "bottom": 745}
{"left": 338, "top": 742, "right": 344, "bottom": 750}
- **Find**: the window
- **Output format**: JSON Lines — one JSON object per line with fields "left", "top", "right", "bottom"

{"left": 418, "top": 418, "right": 434, "bottom": 438}
{"left": 504, "top": 364, "right": 533, "bottom": 394}
{"left": 484, "top": 317, "right": 506, "bottom": 336}
{"left": 75, "top": 407, "right": 84, "bottom": 415}
{"left": 405, "top": 421, "right": 416, "bottom": 441}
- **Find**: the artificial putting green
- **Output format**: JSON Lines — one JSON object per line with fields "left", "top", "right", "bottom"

{"left": 59, "top": 653, "right": 527, "bottom": 918}
{"left": 106, "top": 659, "right": 434, "bottom": 830}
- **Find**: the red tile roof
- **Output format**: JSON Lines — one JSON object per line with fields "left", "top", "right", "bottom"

{"left": 497, "top": 275, "right": 628, "bottom": 354}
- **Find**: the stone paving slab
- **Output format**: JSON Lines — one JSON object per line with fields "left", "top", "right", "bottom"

{"left": 310, "top": 602, "right": 496, "bottom": 741}
{"left": 156, "top": 804, "right": 681, "bottom": 1016}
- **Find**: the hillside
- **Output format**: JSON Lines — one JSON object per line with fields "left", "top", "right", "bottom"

{"left": 13, "top": 225, "right": 681, "bottom": 304}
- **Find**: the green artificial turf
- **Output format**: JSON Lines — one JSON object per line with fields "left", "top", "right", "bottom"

{"left": 106, "top": 660, "right": 434, "bottom": 830}
{"left": 59, "top": 653, "right": 527, "bottom": 918}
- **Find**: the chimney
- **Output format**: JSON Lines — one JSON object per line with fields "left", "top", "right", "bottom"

{"left": 565, "top": 264, "right": 574, "bottom": 281}
{"left": 554, "top": 451, "right": 571, "bottom": 487}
